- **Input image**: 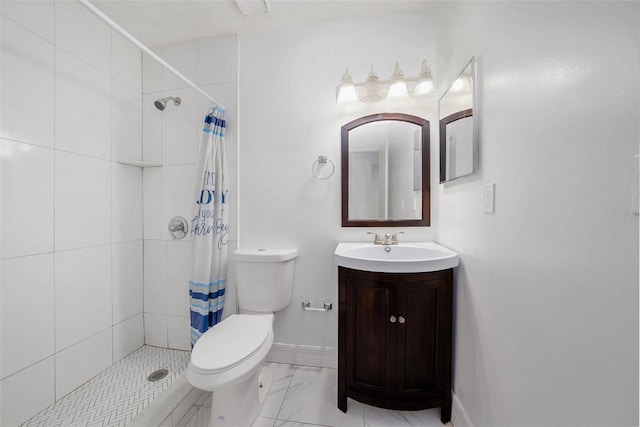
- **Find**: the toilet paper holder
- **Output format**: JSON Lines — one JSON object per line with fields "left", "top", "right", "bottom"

{"left": 302, "top": 300, "right": 333, "bottom": 312}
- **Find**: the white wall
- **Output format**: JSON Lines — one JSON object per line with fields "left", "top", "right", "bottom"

{"left": 238, "top": 8, "right": 438, "bottom": 352}
{"left": 435, "top": 2, "right": 639, "bottom": 426}
{"left": 0, "top": 1, "right": 144, "bottom": 424}
{"left": 141, "top": 34, "right": 239, "bottom": 350}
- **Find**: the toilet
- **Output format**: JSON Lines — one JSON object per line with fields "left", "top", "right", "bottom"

{"left": 187, "top": 248, "right": 297, "bottom": 427}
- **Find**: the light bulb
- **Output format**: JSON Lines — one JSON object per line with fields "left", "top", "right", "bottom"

{"left": 414, "top": 60, "right": 434, "bottom": 96}
{"left": 387, "top": 62, "right": 409, "bottom": 99}
{"left": 336, "top": 67, "right": 358, "bottom": 103}
{"left": 361, "top": 66, "right": 383, "bottom": 103}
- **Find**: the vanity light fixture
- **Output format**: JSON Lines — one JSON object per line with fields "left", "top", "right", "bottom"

{"left": 414, "top": 60, "right": 435, "bottom": 97}
{"left": 336, "top": 68, "right": 358, "bottom": 104}
{"left": 336, "top": 60, "right": 434, "bottom": 104}
{"left": 361, "top": 66, "right": 384, "bottom": 103}
{"left": 387, "top": 63, "right": 410, "bottom": 99}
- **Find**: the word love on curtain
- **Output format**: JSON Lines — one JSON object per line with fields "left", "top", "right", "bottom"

{"left": 189, "top": 106, "right": 230, "bottom": 347}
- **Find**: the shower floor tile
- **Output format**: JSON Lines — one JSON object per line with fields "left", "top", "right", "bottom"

{"left": 21, "top": 346, "right": 190, "bottom": 427}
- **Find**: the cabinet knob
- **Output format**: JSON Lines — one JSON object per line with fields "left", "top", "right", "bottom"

{"left": 390, "top": 315, "right": 397, "bottom": 323}
{"left": 399, "top": 315, "right": 405, "bottom": 324}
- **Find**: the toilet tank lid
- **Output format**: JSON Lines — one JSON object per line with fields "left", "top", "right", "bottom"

{"left": 233, "top": 248, "right": 298, "bottom": 262}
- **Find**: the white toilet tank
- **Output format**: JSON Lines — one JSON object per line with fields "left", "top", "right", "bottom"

{"left": 233, "top": 248, "right": 297, "bottom": 313}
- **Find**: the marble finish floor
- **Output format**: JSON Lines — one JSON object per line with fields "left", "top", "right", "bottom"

{"left": 177, "top": 363, "right": 453, "bottom": 427}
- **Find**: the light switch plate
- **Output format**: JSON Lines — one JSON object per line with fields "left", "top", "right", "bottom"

{"left": 634, "top": 155, "right": 639, "bottom": 216}
{"left": 483, "top": 183, "right": 495, "bottom": 213}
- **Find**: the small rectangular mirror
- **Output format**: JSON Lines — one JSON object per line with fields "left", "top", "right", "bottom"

{"left": 439, "top": 57, "right": 478, "bottom": 183}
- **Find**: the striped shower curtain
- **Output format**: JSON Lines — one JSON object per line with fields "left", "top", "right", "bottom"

{"left": 189, "top": 106, "right": 229, "bottom": 347}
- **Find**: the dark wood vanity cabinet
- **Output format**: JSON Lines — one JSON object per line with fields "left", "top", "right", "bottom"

{"left": 338, "top": 267, "right": 453, "bottom": 423}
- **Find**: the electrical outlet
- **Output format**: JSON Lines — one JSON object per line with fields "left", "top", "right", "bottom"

{"left": 483, "top": 183, "right": 495, "bottom": 213}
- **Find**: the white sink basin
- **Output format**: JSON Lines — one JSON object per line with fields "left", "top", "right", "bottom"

{"left": 334, "top": 242, "right": 459, "bottom": 273}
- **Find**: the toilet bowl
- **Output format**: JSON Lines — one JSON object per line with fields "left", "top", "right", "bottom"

{"left": 187, "top": 314, "right": 274, "bottom": 427}
{"left": 187, "top": 248, "right": 297, "bottom": 427}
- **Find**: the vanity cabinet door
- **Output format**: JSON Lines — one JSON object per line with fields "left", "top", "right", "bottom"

{"left": 395, "top": 278, "right": 452, "bottom": 406}
{"left": 343, "top": 271, "right": 396, "bottom": 400}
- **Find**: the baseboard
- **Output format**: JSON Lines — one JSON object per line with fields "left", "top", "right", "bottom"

{"left": 451, "top": 392, "right": 473, "bottom": 427}
{"left": 266, "top": 343, "right": 337, "bottom": 368}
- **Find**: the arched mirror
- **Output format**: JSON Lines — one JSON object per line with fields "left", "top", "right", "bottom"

{"left": 341, "top": 113, "right": 430, "bottom": 227}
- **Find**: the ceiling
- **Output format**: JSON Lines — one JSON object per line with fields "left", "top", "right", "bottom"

{"left": 92, "top": 0, "right": 433, "bottom": 47}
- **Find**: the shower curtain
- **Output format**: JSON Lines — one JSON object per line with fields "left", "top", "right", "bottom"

{"left": 189, "top": 106, "right": 229, "bottom": 347}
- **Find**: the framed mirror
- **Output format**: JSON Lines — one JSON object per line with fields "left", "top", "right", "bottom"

{"left": 341, "top": 113, "right": 430, "bottom": 227}
{"left": 439, "top": 57, "right": 478, "bottom": 183}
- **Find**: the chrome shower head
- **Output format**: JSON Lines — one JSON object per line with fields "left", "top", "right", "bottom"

{"left": 154, "top": 96, "right": 181, "bottom": 111}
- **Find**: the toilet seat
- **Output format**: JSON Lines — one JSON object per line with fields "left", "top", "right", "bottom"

{"left": 190, "top": 314, "right": 273, "bottom": 375}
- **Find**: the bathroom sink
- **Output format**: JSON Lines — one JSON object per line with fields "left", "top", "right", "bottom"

{"left": 334, "top": 242, "right": 459, "bottom": 273}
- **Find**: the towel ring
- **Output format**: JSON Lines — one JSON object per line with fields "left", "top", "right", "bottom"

{"left": 312, "top": 155, "right": 335, "bottom": 180}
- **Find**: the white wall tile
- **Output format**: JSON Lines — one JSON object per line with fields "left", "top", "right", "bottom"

{"left": 55, "top": 328, "right": 112, "bottom": 400}
{"left": 55, "top": 151, "right": 111, "bottom": 251}
{"left": 198, "top": 35, "right": 238, "bottom": 86}
{"left": 165, "top": 240, "right": 191, "bottom": 317}
{"left": 0, "top": 0, "right": 54, "bottom": 42}
{"left": 0, "top": 357, "right": 55, "bottom": 427}
{"left": 55, "top": 49, "right": 111, "bottom": 160}
{"left": 0, "top": 16, "right": 54, "bottom": 148}
{"left": 1, "top": 139, "right": 54, "bottom": 258}
{"left": 198, "top": 82, "right": 238, "bottom": 163}
{"left": 143, "top": 240, "right": 167, "bottom": 314}
{"left": 143, "top": 167, "right": 163, "bottom": 239}
{"left": 1, "top": 254, "right": 54, "bottom": 379}
{"left": 112, "top": 81, "right": 143, "bottom": 163}
{"left": 54, "top": 0, "right": 111, "bottom": 74}
{"left": 55, "top": 245, "right": 112, "bottom": 351}
{"left": 162, "top": 88, "right": 198, "bottom": 165}
{"left": 144, "top": 312, "right": 168, "bottom": 347}
{"left": 167, "top": 316, "right": 190, "bottom": 351}
{"left": 161, "top": 165, "right": 196, "bottom": 241}
{"left": 162, "top": 40, "right": 198, "bottom": 91}
{"left": 112, "top": 241, "right": 143, "bottom": 324}
{"left": 112, "top": 163, "right": 143, "bottom": 243}
{"left": 112, "top": 32, "right": 142, "bottom": 92}
{"left": 143, "top": 93, "right": 163, "bottom": 164}
{"left": 142, "top": 51, "right": 163, "bottom": 94}
{"left": 113, "top": 313, "right": 144, "bottom": 362}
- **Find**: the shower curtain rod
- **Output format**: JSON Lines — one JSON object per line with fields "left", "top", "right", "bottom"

{"left": 77, "top": 0, "right": 225, "bottom": 110}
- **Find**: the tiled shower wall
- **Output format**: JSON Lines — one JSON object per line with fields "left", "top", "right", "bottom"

{"left": 0, "top": 1, "right": 144, "bottom": 425}
{"left": 141, "top": 34, "right": 239, "bottom": 350}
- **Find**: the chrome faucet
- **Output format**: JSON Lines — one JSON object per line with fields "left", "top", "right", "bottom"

{"left": 367, "top": 232, "right": 383, "bottom": 245}
{"left": 381, "top": 233, "right": 393, "bottom": 245}
{"left": 368, "top": 231, "right": 404, "bottom": 245}
{"left": 391, "top": 232, "right": 404, "bottom": 245}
